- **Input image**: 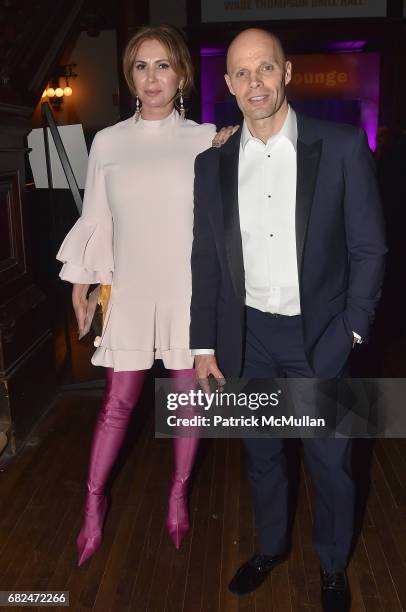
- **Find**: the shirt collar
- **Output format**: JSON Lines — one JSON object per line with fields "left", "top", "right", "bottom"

{"left": 240, "top": 105, "right": 297, "bottom": 152}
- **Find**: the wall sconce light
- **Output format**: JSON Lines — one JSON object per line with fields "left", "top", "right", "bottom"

{"left": 42, "top": 64, "right": 78, "bottom": 108}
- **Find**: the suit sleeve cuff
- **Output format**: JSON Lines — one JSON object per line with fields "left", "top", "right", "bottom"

{"left": 352, "top": 331, "right": 362, "bottom": 344}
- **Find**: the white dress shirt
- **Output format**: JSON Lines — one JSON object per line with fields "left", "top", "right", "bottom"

{"left": 239, "top": 106, "right": 300, "bottom": 315}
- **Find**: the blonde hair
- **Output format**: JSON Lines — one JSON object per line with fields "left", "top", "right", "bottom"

{"left": 123, "top": 24, "right": 194, "bottom": 98}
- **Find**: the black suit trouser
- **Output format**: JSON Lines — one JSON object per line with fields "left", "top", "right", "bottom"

{"left": 242, "top": 306, "right": 354, "bottom": 572}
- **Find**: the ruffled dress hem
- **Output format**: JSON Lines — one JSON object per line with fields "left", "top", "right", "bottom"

{"left": 91, "top": 346, "right": 194, "bottom": 371}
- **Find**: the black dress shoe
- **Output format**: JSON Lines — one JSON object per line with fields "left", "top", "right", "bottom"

{"left": 321, "top": 569, "right": 351, "bottom": 612}
{"left": 228, "top": 553, "right": 288, "bottom": 596}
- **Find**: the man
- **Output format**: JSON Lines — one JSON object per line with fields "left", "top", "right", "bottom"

{"left": 190, "top": 29, "right": 386, "bottom": 612}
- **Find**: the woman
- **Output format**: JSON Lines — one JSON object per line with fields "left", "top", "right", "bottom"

{"left": 57, "top": 24, "right": 234, "bottom": 567}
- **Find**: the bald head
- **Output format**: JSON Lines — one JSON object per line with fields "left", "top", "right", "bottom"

{"left": 224, "top": 27, "right": 291, "bottom": 139}
{"left": 226, "top": 29, "right": 286, "bottom": 74}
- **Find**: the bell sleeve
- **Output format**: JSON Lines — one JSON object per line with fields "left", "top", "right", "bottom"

{"left": 56, "top": 132, "right": 114, "bottom": 284}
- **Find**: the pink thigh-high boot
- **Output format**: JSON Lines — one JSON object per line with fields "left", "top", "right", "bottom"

{"left": 76, "top": 368, "right": 146, "bottom": 566}
{"left": 166, "top": 368, "right": 200, "bottom": 549}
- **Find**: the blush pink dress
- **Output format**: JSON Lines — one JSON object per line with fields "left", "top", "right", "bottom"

{"left": 57, "top": 109, "right": 215, "bottom": 371}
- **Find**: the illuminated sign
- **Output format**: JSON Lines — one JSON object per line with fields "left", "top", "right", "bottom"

{"left": 202, "top": 0, "right": 387, "bottom": 22}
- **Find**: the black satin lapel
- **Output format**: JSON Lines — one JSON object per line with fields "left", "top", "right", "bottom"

{"left": 220, "top": 145, "right": 245, "bottom": 300}
{"left": 296, "top": 139, "right": 322, "bottom": 276}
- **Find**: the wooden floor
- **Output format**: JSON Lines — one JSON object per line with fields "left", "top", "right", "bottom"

{"left": 0, "top": 381, "right": 406, "bottom": 612}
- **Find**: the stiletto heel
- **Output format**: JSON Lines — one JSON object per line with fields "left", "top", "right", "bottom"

{"left": 76, "top": 493, "right": 108, "bottom": 566}
{"left": 166, "top": 477, "right": 190, "bottom": 549}
{"left": 166, "top": 436, "right": 199, "bottom": 549}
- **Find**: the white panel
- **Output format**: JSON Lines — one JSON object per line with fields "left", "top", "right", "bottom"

{"left": 28, "top": 125, "right": 88, "bottom": 189}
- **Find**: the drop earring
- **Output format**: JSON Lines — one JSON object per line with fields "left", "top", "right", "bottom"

{"left": 134, "top": 95, "right": 142, "bottom": 122}
{"left": 179, "top": 87, "right": 185, "bottom": 120}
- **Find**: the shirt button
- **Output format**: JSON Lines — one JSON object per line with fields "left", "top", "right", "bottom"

{"left": 267, "top": 154, "right": 271, "bottom": 158}
{"left": 269, "top": 234, "right": 274, "bottom": 237}
{"left": 268, "top": 195, "right": 271, "bottom": 198}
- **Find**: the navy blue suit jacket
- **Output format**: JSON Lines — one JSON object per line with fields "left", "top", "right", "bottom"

{"left": 190, "top": 113, "right": 387, "bottom": 377}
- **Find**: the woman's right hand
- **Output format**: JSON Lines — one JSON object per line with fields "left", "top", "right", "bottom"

{"left": 212, "top": 125, "right": 240, "bottom": 148}
{"left": 72, "top": 283, "right": 90, "bottom": 337}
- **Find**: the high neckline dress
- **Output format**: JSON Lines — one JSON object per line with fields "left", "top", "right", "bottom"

{"left": 57, "top": 109, "right": 215, "bottom": 371}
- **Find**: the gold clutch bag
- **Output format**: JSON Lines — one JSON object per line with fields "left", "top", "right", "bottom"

{"left": 78, "top": 284, "right": 111, "bottom": 340}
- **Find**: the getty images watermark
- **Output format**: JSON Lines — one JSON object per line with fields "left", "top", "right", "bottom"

{"left": 155, "top": 378, "right": 406, "bottom": 438}
{"left": 165, "top": 387, "right": 326, "bottom": 430}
